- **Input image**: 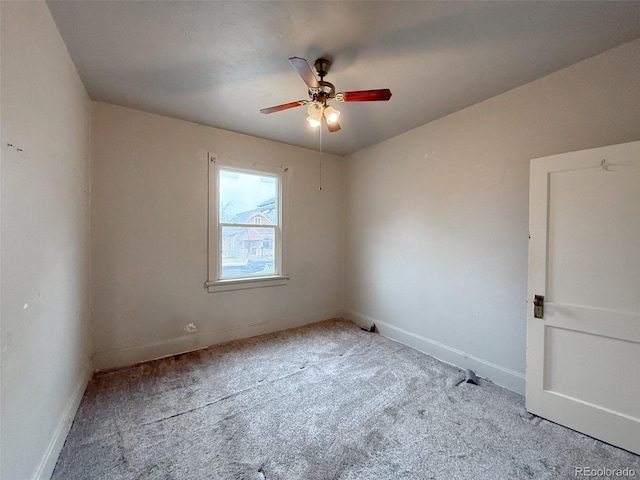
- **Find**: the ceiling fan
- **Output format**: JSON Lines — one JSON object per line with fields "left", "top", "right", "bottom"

{"left": 260, "top": 57, "right": 392, "bottom": 133}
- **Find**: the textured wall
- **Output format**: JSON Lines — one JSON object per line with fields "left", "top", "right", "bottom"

{"left": 344, "top": 39, "right": 640, "bottom": 393}
{"left": 1, "top": 2, "right": 93, "bottom": 479}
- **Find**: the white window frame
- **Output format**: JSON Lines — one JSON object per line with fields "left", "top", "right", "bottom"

{"left": 205, "top": 153, "right": 290, "bottom": 293}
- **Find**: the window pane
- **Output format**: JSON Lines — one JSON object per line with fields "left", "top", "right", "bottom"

{"left": 220, "top": 225, "right": 276, "bottom": 278}
{"left": 219, "top": 170, "right": 278, "bottom": 225}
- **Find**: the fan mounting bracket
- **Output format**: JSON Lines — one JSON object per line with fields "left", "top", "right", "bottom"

{"left": 314, "top": 58, "right": 331, "bottom": 79}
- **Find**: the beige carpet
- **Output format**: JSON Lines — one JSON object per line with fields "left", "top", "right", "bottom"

{"left": 53, "top": 319, "right": 639, "bottom": 479}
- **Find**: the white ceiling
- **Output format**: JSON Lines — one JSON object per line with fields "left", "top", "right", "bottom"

{"left": 47, "top": 1, "right": 640, "bottom": 156}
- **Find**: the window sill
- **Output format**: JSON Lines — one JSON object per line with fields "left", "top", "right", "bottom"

{"left": 204, "top": 275, "right": 290, "bottom": 293}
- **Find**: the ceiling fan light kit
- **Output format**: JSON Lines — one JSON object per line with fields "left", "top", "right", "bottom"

{"left": 260, "top": 56, "right": 392, "bottom": 133}
{"left": 306, "top": 102, "right": 323, "bottom": 128}
{"left": 324, "top": 106, "right": 340, "bottom": 124}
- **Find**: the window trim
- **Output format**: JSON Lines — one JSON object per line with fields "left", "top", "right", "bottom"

{"left": 205, "top": 153, "right": 290, "bottom": 293}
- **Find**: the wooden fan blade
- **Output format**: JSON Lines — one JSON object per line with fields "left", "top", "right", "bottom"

{"left": 336, "top": 89, "right": 392, "bottom": 102}
{"left": 260, "top": 100, "right": 307, "bottom": 114}
{"left": 289, "top": 57, "right": 319, "bottom": 88}
{"left": 326, "top": 119, "right": 341, "bottom": 133}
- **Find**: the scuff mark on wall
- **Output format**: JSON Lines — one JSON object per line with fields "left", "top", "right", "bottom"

{"left": 2, "top": 332, "right": 12, "bottom": 353}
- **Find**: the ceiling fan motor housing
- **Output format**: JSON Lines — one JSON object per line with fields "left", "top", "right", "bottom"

{"left": 311, "top": 80, "right": 336, "bottom": 105}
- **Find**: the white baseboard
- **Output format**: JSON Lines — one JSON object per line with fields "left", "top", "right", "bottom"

{"left": 32, "top": 359, "right": 93, "bottom": 480}
{"left": 345, "top": 310, "right": 526, "bottom": 395}
{"left": 93, "top": 308, "right": 343, "bottom": 371}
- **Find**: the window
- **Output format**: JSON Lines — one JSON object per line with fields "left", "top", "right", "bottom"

{"left": 206, "top": 154, "right": 289, "bottom": 292}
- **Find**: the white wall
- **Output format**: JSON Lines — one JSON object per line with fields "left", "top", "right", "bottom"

{"left": 1, "top": 2, "right": 93, "bottom": 479}
{"left": 91, "top": 103, "right": 344, "bottom": 369}
{"left": 344, "top": 39, "right": 640, "bottom": 394}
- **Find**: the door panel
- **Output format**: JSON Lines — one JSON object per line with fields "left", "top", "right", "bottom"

{"left": 547, "top": 166, "right": 640, "bottom": 312}
{"left": 544, "top": 326, "right": 639, "bottom": 418}
{"left": 527, "top": 141, "right": 640, "bottom": 455}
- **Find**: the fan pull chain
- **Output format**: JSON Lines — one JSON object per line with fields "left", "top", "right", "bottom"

{"left": 318, "top": 122, "right": 323, "bottom": 191}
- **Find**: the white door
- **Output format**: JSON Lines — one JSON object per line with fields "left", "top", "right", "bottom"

{"left": 527, "top": 140, "right": 640, "bottom": 454}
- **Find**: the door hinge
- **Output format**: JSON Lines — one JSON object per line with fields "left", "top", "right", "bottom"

{"left": 533, "top": 295, "right": 544, "bottom": 318}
